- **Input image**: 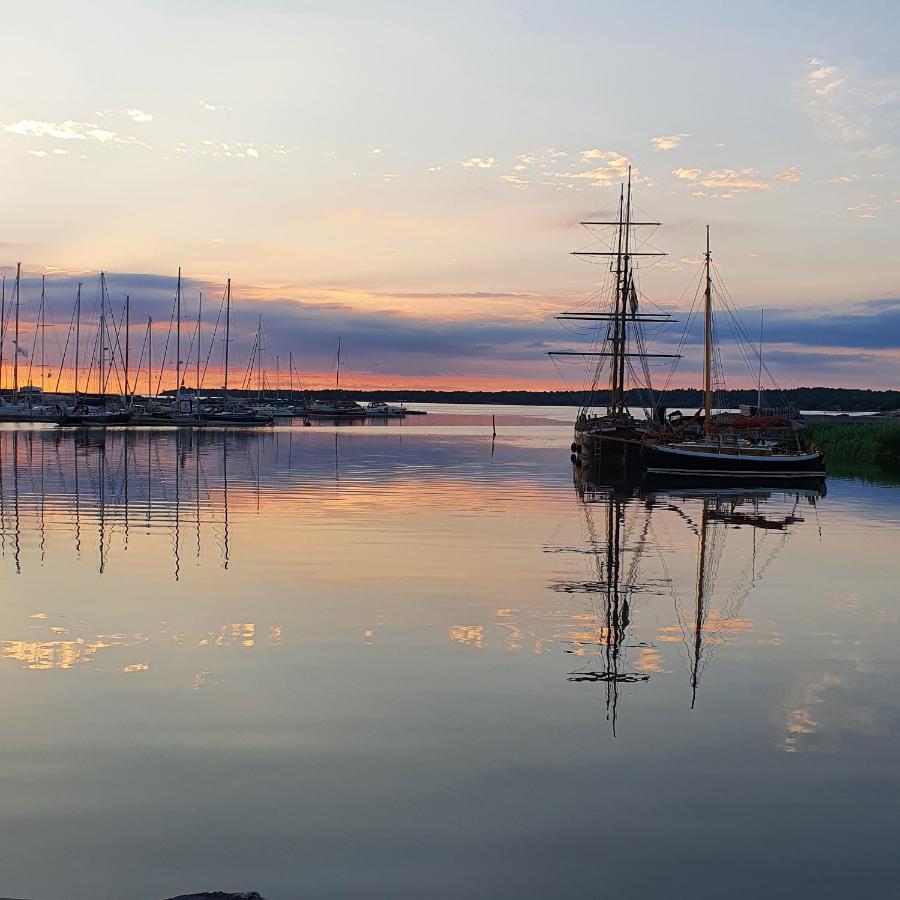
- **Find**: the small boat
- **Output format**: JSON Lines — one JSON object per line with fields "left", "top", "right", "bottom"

{"left": 642, "top": 440, "right": 825, "bottom": 478}
{"left": 202, "top": 405, "right": 274, "bottom": 425}
{"left": 59, "top": 404, "right": 133, "bottom": 426}
{"left": 364, "top": 401, "right": 407, "bottom": 418}
{"left": 305, "top": 399, "right": 367, "bottom": 419}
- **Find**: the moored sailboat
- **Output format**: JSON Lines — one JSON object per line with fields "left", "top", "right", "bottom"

{"left": 641, "top": 229, "right": 825, "bottom": 479}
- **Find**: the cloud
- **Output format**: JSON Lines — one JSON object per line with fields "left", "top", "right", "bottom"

{"left": 773, "top": 166, "right": 801, "bottom": 183}
{"left": 847, "top": 202, "right": 879, "bottom": 219}
{"left": 816, "top": 173, "right": 860, "bottom": 184}
{"left": 28, "top": 149, "right": 47, "bottom": 157}
{"left": 97, "top": 107, "right": 154, "bottom": 123}
{"left": 799, "top": 57, "right": 898, "bottom": 147}
{"left": 677, "top": 166, "right": 779, "bottom": 197}
{"left": 701, "top": 168, "right": 770, "bottom": 191}
{"left": 461, "top": 156, "right": 496, "bottom": 169}
{"left": 513, "top": 152, "right": 536, "bottom": 171}
{"left": 199, "top": 140, "right": 260, "bottom": 159}
{"left": 651, "top": 133, "right": 690, "bottom": 151}
{"left": 198, "top": 99, "right": 231, "bottom": 112}
{"left": 4, "top": 118, "right": 150, "bottom": 148}
{"left": 501, "top": 174, "right": 529, "bottom": 189}
{"left": 371, "top": 148, "right": 382, "bottom": 154}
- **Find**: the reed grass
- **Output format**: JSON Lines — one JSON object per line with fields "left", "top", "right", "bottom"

{"left": 805, "top": 420, "right": 900, "bottom": 465}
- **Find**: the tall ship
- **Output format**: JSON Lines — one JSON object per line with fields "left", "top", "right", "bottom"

{"left": 549, "top": 167, "right": 680, "bottom": 463}
{"left": 553, "top": 168, "right": 825, "bottom": 482}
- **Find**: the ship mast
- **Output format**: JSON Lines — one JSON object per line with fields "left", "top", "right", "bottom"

{"left": 691, "top": 499, "right": 709, "bottom": 708}
{"left": 616, "top": 172, "right": 634, "bottom": 414}
{"left": 703, "top": 226, "right": 713, "bottom": 441}
{"left": 550, "top": 169, "right": 678, "bottom": 413}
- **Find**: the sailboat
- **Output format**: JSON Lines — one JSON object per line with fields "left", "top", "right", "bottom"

{"left": 641, "top": 229, "right": 825, "bottom": 479}
{"left": 305, "top": 337, "right": 367, "bottom": 418}
{"left": 60, "top": 272, "right": 132, "bottom": 426}
{"left": 550, "top": 167, "right": 681, "bottom": 463}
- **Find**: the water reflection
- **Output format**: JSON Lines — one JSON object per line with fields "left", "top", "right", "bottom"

{"left": 566, "top": 463, "right": 823, "bottom": 730}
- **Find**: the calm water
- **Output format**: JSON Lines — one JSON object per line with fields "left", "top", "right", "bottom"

{"left": 0, "top": 406, "right": 898, "bottom": 899}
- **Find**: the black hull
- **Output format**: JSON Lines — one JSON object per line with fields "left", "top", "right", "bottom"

{"left": 59, "top": 413, "right": 133, "bottom": 426}
{"left": 575, "top": 426, "right": 645, "bottom": 461}
{"left": 642, "top": 443, "right": 825, "bottom": 479}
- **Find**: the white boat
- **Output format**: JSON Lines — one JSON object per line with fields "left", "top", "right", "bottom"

{"left": 364, "top": 401, "right": 407, "bottom": 418}
{"left": 305, "top": 399, "right": 367, "bottom": 418}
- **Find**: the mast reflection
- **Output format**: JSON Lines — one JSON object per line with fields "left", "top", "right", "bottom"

{"left": 0, "top": 427, "right": 256, "bottom": 577}
{"left": 570, "top": 460, "right": 824, "bottom": 729}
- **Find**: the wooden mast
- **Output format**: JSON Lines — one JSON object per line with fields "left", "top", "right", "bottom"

{"left": 617, "top": 167, "right": 633, "bottom": 414}
{"left": 703, "top": 226, "right": 712, "bottom": 441}
{"left": 609, "top": 186, "right": 625, "bottom": 414}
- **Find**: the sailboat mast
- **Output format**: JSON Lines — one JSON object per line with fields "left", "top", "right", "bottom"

{"left": 196, "top": 291, "right": 202, "bottom": 401}
{"left": 223, "top": 277, "right": 231, "bottom": 400}
{"left": 74, "top": 283, "right": 81, "bottom": 400}
{"left": 757, "top": 309, "right": 764, "bottom": 412}
{"left": 99, "top": 272, "right": 106, "bottom": 398}
{"left": 617, "top": 168, "right": 633, "bottom": 414}
{"left": 691, "top": 500, "right": 709, "bottom": 708}
{"left": 13, "top": 262, "right": 20, "bottom": 397}
{"left": 147, "top": 316, "right": 153, "bottom": 400}
{"left": 124, "top": 294, "right": 130, "bottom": 403}
{"left": 289, "top": 351, "right": 294, "bottom": 404}
{"left": 256, "top": 314, "right": 262, "bottom": 401}
{"left": 703, "top": 226, "right": 712, "bottom": 441}
{"left": 0, "top": 274, "right": 5, "bottom": 394}
{"left": 608, "top": 188, "right": 625, "bottom": 413}
{"left": 40, "top": 275, "right": 45, "bottom": 395}
{"left": 336, "top": 336, "right": 341, "bottom": 392}
{"left": 176, "top": 266, "right": 182, "bottom": 400}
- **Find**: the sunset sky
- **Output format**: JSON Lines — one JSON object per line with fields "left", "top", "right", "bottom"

{"left": 1, "top": 0, "right": 898, "bottom": 390}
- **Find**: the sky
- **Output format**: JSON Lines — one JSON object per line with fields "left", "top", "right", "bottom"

{"left": 0, "top": 0, "right": 898, "bottom": 391}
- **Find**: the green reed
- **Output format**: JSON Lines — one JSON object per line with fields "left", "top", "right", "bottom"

{"left": 805, "top": 420, "right": 900, "bottom": 466}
